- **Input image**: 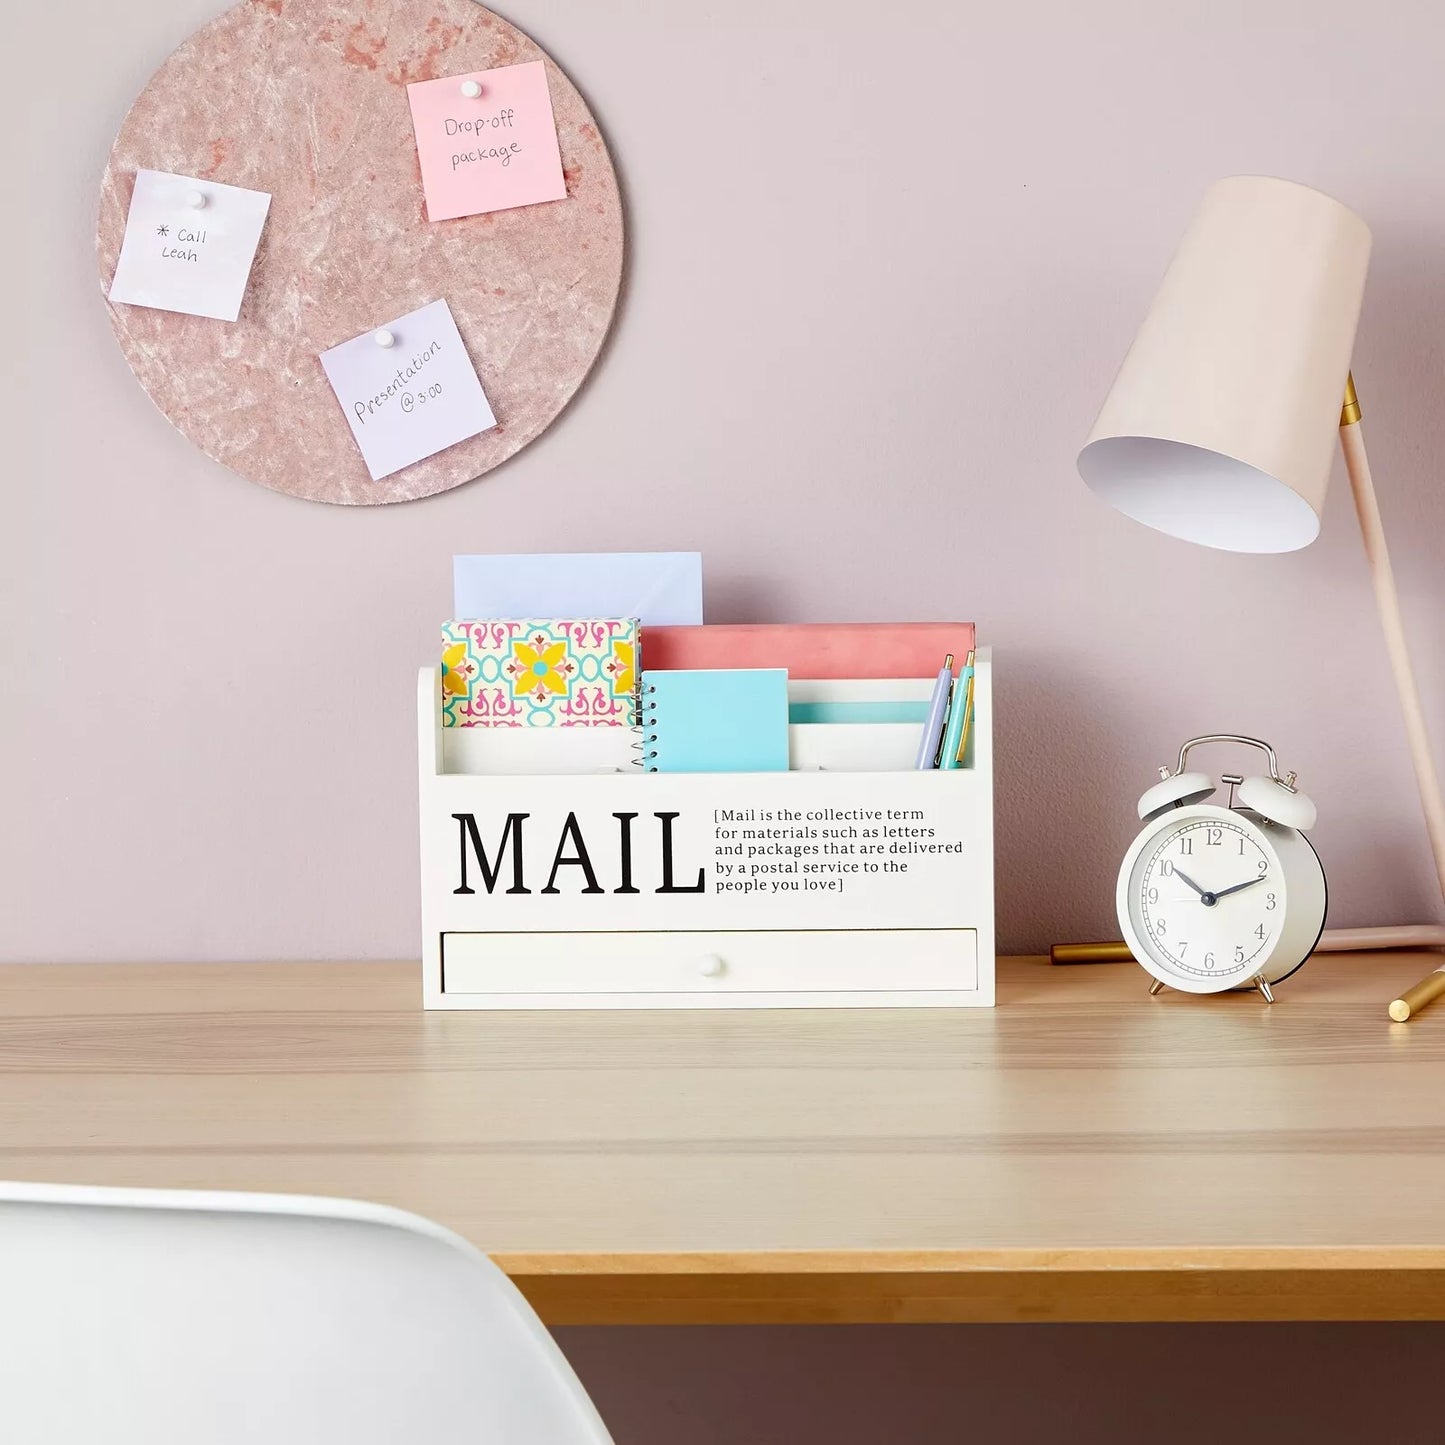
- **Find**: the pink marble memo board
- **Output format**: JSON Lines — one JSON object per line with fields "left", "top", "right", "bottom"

{"left": 96, "top": 0, "right": 624, "bottom": 505}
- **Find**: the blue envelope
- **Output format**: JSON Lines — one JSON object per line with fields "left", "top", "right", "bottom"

{"left": 453, "top": 552, "right": 704, "bottom": 626}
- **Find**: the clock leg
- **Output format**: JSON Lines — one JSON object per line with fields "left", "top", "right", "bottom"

{"left": 1148, "top": 979, "right": 1165, "bottom": 996}
{"left": 1254, "top": 975, "right": 1276, "bottom": 1004}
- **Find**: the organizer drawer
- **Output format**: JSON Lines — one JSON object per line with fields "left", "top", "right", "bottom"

{"left": 441, "top": 928, "right": 977, "bottom": 997}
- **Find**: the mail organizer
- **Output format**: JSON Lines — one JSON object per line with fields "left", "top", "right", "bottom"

{"left": 418, "top": 649, "right": 994, "bottom": 1009}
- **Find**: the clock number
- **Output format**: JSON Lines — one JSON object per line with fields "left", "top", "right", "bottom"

{"left": 1204, "top": 952, "right": 1215, "bottom": 968}
{"left": 1157, "top": 919, "right": 1166, "bottom": 936}
{"left": 1178, "top": 941, "right": 1188, "bottom": 956}
{"left": 1179, "top": 836, "right": 1194, "bottom": 856}
{"left": 1160, "top": 860, "right": 1174, "bottom": 877}
{"left": 1257, "top": 858, "right": 1267, "bottom": 873}
{"left": 1146, "top": 887, "right": 1159, "bottom": 905}
{"left": 1266, "top": 893, "right": 1277, "bottom": 911}
{"left": 1254, "top": 924, "right": 1267, "bottom": 939}
{"left": 1239, "top": 837, "right": 1247, "bottom": 854}
{"left": 1234, "top": 946, "right": 1245, "bottom": 963}
{"left": 1206, "top": 827, "right": 1223, "bottom": 847}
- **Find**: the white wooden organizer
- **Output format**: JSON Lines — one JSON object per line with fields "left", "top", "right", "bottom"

{"left": 418, "top": 650, "right": 994, "bottom": 1009}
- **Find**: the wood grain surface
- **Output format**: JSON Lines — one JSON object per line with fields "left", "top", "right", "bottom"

{"left": 4, "top": 953, "right": 1445, "bottom": 1323}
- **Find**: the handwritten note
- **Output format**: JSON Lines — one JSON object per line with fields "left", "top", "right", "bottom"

{"left": 319, "top": 299, "right": 497, "bottom": 481}
{"left": 107, "top": 169, "right": 271, "bottom": 322}
{"left": 406, "top": 60, "right": 567, "bottom": 222}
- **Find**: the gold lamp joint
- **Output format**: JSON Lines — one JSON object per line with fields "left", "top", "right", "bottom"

{"left": 1340, "top": 372, "right": 1362, "bottom": 427}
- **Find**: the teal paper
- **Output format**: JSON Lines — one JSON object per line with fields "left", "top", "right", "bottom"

{"left": 644, "top": 669, "right": 790, "bottom": 773}
{"left": 788, "top": 700, "right": 929, "bottom": 725}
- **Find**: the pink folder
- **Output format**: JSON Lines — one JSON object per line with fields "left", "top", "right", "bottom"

{"left": 641, "top": 623, "right": 975, "bottom": 680}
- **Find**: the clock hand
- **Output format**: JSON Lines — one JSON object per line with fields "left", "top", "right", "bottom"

{"left": 1213, "top": 875, "right": 1267, "bottom": 899}
{"left": 1173, "top": 868, "right": 1207, "bottom": 897}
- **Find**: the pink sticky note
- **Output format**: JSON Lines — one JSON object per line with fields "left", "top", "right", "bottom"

{"left": 407, "top": 61, "right": 567, "bottom": 222}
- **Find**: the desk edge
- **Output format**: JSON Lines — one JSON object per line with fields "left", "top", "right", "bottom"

{"left": 496, "top": 1248, "right": 1445, "bottom": 1326}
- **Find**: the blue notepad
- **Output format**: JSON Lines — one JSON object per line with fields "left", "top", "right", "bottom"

{"left": 642, "top": 669, "right": 790, "bottom": 773}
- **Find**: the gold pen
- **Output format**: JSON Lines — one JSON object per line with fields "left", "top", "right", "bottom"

{"left": 1388, "top": 965, "right": 1445, "bottom": 1022}
{"left": 1050, "top": 942, "right": 1134, "bottom": 965}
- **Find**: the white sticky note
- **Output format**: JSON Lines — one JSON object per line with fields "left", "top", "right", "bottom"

{"left": 319, "top": 299, "right": 497, "bottom": 482}
{"left": 107, "top": 169, "right": 271, "bottom": 322}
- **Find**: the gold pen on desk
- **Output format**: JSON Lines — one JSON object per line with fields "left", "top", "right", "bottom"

{"left": 1388, "top": 965, "right": 1445, "bottom": 1022}
{"left": 1051, "top": 941, "right": 1134, "bottom": 965}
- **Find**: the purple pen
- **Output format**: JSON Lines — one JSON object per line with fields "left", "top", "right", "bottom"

{"left": 914, "top": 653, "right": 954, "bottom": 769}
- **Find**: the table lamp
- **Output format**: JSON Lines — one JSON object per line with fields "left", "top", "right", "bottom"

{"left": 1078, "top": 174, "right": 1445, "bottom": 941}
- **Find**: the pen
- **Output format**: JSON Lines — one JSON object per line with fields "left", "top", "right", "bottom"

{"left": 1388, "top": 965, "right": 1445, "bottom": 1022}
{"left": 1051, "top": 941, "right": 1136, "bottom": 965}
{"left": 1055, "top": 932, "right": 1445, "bottom": 965}
{"left": 938, "top": 650, "right": 975, "bottom": 771}
{"left": 914, "top": 653, "right": 954, "bottom": 769}
{"left": 957, "top": 671, "right": 976, "bottom": 763}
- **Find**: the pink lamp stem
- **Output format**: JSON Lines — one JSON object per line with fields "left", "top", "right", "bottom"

{"left": 1339, "top": 389, "right": 1445, "bottom": 908}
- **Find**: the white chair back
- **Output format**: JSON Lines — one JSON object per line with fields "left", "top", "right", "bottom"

{"left": 0, "top": 1182, "right": 613, "bottom": 1444}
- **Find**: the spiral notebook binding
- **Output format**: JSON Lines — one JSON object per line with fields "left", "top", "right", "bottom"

{"left": 638, "top": 681, "right": 660, "bottom": 771}
{"left": 626, "top": 680, "right": 656, "bottom": 768}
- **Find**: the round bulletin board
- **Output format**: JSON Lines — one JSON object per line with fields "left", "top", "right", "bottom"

{"left": 96, "top": 0, "right": 624, "bottom": 504}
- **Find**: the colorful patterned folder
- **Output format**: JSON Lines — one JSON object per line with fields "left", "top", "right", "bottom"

{"left": 441, "top": 619, "right": 639, "bottom": 728}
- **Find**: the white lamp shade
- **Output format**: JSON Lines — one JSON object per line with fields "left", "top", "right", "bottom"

{"left": 1078, "top": 176, "right": 1372, "bottom": 553}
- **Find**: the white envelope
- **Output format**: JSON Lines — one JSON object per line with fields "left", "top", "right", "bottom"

{"left": 453, "top": 552, "right": 703, "bottom": 626}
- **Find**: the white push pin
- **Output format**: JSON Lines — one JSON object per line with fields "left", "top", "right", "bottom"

{"left": 460, "top": 79, "right": 482, "bottom": 98}
{"left": 186, "top": 189, "right": 207, "bottom": 209}
{"left": 374, "top": 329, "right": 396, "bottom": 349}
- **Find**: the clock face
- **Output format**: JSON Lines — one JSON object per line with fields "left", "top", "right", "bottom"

{"left": 1124, "top": 812, "right": 1284, "bottom": 988}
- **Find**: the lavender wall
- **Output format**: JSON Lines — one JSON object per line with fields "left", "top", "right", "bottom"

{"left": 10, "top": 4, "right": 1445, "bottom": 1439}
{"left": 7, "top": 0, "right": 1444, "bottom": 962}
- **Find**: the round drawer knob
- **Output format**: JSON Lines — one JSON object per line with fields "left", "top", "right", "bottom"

{"left": 697, "top": 954, "right": 726, "bottom": 978}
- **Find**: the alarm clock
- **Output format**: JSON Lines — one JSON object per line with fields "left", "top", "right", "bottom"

{"left": 1117, "top": 735, "right": 1327, "bottom": 1002}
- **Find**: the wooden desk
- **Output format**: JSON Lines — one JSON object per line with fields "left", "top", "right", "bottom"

{"left": 3, "top": 953, "right": 1445, "bottom": 1324}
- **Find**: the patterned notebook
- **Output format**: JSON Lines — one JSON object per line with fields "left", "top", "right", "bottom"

{"left": 441, "top": 618, "right": 639, "bottom": 727}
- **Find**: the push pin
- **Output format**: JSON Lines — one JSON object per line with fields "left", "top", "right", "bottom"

{"left": 374, "top": 329, "right": 396, "bottom": 349}
{"left": 186, "top": 189, "right": 207, "bottom": 209}
{"left": 460, "top": 79, "right": 482, "bottom": 98}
